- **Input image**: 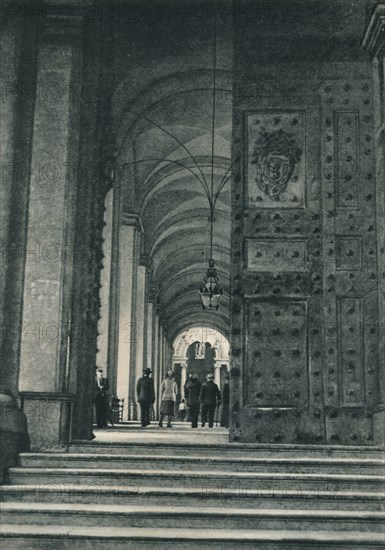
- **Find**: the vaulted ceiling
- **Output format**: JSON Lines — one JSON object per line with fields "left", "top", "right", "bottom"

{"left": 115, "top": 64, "right": 232, "bottom": 339}
{"left": 132, "top": 86, "right": 232, "bottom": 340}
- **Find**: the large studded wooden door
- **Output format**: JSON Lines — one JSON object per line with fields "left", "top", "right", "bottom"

{"left": 230, "top": 104, "right": 325, "bottom": 443}
{"left": 230, "top": 77, "right": 379, "bottom": 444}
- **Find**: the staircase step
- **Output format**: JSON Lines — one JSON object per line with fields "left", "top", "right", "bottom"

{"left": 8, "top": 466, "right": 385, "bottom": 492}
{"left": 2, "top": 484, "right": 384, "bottom": 510}
{"left": 19, "top": 452, "right": 385, "bottom": 475}
{"left": 1, "top": 525, "right": 384, "bottom": 549}
{"left": 70, "top": 441, "right": 385, "bottom": 460}
{"left": 1, "top": 502, "right": 384, "bottom": 532}
{"left": 4, "top": 435, "right": 385, "bottom": 545}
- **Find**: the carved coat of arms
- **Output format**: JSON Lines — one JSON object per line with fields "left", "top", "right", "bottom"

{"left": 251, "top": 128, "right": 302, "bottom": 201}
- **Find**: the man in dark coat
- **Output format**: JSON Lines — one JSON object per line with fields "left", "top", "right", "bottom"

{"left": 184, "top": 372, "right": 201, "bottom": 428}
{"left": 95, "top": 368, "right": 110, "bottom": 428}
{"left": 200, "top": 373, "right": 221, "bottom": 428}
{"left": 220, "top": 373, "right": 230, "bottom": 428}
{"left": 136, "top": 368, "right": 155, "bottom": 427}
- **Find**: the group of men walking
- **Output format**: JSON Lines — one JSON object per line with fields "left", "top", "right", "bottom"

{"left": 185, "top": 372, "right": 223, "bottom": 428}
{"left": 95, "top": 367, "right": 229, "bottom": 430}
{"left": 136, "top": 369, "right": 229, "bottom": 429}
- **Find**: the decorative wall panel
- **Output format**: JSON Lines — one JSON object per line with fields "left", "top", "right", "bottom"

{"left": 246, "top": 239, "right": 307, "bottom": 272}
{"left": 335, "top": 112, "right": 360, "bottom": 208}
{"left": 336, "top": 237, "right": 362, "bottom": 270}
{"left": 337, "top": 298, "right": 364, "bottom": 406}
{"left": 246, "top": 112, "right": 306, "bottom": 208}
{"left": 320, "top": 80, "right": 379, "bottom": 444}
{"left": 245, "top": 301, "right": 308, "bottom": 407}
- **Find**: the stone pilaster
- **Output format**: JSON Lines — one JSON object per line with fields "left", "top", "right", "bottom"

{"left": 116, "top": 213, "right": 142, "bottom": 420}
{"left": 17, "top": 9, "right": 84, "bottom": 448}
{"left": 0, "top": 7, "right": 25, "bottom": 340}
{"left": 0, "top": 9, "right": 39, "bottom": 394}
{"left": 152, "top": 309, "right": 160, "bottom": 418}
{"left": 159, "top": 325, "right": 164, "bottom": 380}
{"left": 133, "top": 261, "right": 147, "bottom": 419}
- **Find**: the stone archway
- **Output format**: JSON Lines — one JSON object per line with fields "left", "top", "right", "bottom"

{"left": 172, "top": 326, "right": 230, "bottom": 397}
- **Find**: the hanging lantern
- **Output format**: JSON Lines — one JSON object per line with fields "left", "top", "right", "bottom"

{"left": 199, "top": 259, "right": 223, "bottom": 310}
{"left": 196, "top": 11, "right": 225, "bottom": 312}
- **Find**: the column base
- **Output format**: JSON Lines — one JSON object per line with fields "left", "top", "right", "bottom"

{"left": 20, "top": 392, "right": 74, "bottom": 450}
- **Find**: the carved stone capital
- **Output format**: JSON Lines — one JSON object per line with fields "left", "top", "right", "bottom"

{"left": 122, "top": 212, "right": 144, "bottom": 232}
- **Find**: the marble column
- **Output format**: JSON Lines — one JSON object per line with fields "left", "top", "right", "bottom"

{"left": 18, "top": 12, "right": 83, "bottom": 448}
{"left": 362, "top": 4, "right": 385, "bottom": 443}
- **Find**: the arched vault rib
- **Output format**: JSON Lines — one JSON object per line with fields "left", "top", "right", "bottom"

{"left": 137, "top": 155, "right": 231, "bottom": 215}
{"left": 115, "top": 70, "right": 233, "bottom": 150}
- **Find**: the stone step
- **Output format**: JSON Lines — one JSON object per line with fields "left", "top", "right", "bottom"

{"left": 70, "top": 441, "right": 385, "bottom": 460}
{"left": 0, "top": 525, "right": 384, "bottom": 549}
{"left": 8, "top": 467, "right": 385, "bottom": 492}
{"left": 19, "top": 452, "right": 385, "bottom": 475}
{"left": 1, "top": 502, "right": 384, "bottom": 532}
{"left": 2, "top": 484, "right": 384, "bottom": 510}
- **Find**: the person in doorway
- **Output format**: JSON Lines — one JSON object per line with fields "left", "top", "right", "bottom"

{"left": 95, "top": 368, "right": 110, "bottom": 428}
{"left": 200, "top": 373, "right": 221, "bottom": 428}
{"left": 220, "top": 373, "right": 230, "bottom": 428}
{"left": 184, "top": 372, "right": 201, "bottom": 428}
{"left": 136, "top": 368, "right": 155, "bottom": 427}
{"left": 159, "top": 370, "right": 178, "bottom": 428}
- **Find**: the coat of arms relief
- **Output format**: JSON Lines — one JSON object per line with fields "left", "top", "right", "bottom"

{"left": 247, "top": 113, "right": 305, "bottom": 207}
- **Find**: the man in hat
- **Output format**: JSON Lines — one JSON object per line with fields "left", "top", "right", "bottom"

{"left": 95, "top": 368, "right": 110, "bottom": 428}
{"left": 199, "top": 373, "right": 221, "bottom": 428}
{"left": 136, "top": 368, "right": 155, "bottom": 427}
